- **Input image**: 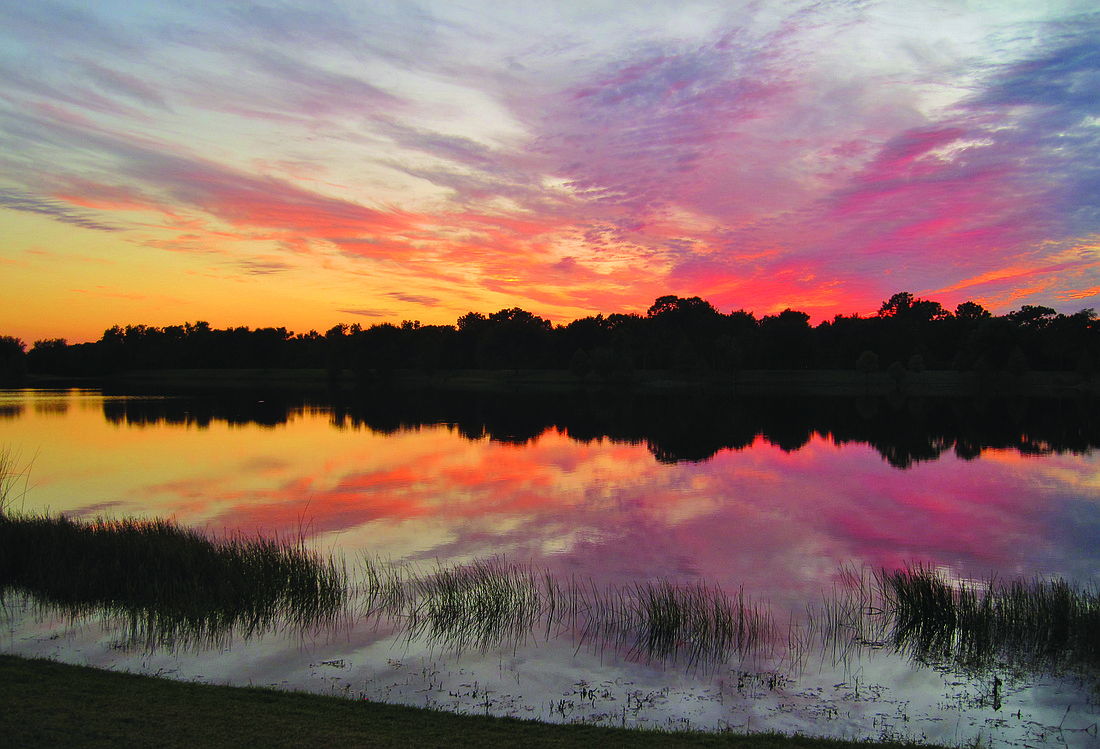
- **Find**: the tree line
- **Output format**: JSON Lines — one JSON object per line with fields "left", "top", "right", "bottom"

{"left": 2, "top": 292, "right": 1098, "bottom": 383}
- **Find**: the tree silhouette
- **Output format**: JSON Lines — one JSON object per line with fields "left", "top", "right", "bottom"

{"left": 10, "top": 291, "right": 1100, "bottom": 379}
{"left": 475, "top": 308, "right": 552, "bottom": 372}
{"left": 0, "top": 336, "right": 27, "bottom": 385}
{"left": 758, "top": 309, "right": 813, "bottom": 368}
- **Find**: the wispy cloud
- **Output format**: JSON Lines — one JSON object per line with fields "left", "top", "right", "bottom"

{"left": 236, "top": 258, "right": 294, "bottom": 275}
{"left": 386, "top": 292, "right": 440, "bottom": 306}
{"left": 338, "top": 308, "right": 389, "bottom": 318}
{"left": 0, "top": 189, "right": 122, "bottom": 231}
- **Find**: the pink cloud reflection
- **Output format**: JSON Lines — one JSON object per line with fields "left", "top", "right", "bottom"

{"left": 179, "top": 429, "right": 1097, "bottom": 615}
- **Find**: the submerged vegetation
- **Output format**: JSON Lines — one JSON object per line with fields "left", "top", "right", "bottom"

{"left": 363, "top": 556, "right": 546, "bottom": 653}
{"left": 784, "top": 563, "right": 1100, "bottom": 682}
{"left": 1, "top": 492, "right": 1097, "bottom": 746}
{"left": 0, "top": 510, "right": 347, "bottom": 649}
{"left": 2, "top": 494, "right": 1097, "bottom": 681}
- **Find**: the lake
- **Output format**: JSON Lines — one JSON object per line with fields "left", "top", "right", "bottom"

{"left": 2, "top": 386, "right": 1099, "bottom": 746}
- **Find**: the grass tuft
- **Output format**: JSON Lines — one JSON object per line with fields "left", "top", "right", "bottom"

{"left": 360, "top": 556, "right": 774, "bottom": 668}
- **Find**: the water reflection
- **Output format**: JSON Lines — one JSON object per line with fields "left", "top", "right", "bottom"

{"left": 4, "top": 388, "right": 1100, "bottom": 604}
{"left": 6, "top": 544, "right": 1098, "bottom": 747}
{"left": 8, "top": 530, "right": 1096, "bottom": 685}
{"left": 98, "top": 388, "right": 1100, "bottom": 468}
{"left": 882, "top": 566, "right": 1100, "bottom": 675}
{"left": 4, "top": 387, "right": 1100, "bottom": 744}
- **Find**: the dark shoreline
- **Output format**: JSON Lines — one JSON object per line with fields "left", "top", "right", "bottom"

{"left": 21, "top": 367, "right": 1100, "bottom": 397}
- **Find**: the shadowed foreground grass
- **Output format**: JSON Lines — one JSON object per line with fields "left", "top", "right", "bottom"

{"left": 0, "top": 655, "right": 946, "bottom": 749}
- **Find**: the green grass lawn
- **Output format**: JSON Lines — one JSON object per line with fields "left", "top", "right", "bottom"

{"left": 1, "top": 654, "right": 948, "bottom": 749}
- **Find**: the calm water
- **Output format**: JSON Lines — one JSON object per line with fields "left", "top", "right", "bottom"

{"left": 3, "top": 387, "right": 1100, "bottom": 746}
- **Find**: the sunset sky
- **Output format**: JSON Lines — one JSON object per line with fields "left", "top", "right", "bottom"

{"left": 2, "top": 0, "right": 1098, "bottom": 344}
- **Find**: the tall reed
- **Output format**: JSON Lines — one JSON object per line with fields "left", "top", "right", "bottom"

{"left": 0, "top": 447, "right": 32, "bottom": 516}
{"left": 9, "top": 489, "right": 1094, "bottom": 678}
{"left": 362, "top": 556, "right": 550, "bottom": 652}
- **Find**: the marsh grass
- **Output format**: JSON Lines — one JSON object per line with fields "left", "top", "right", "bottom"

{"left": 360, "top": 556, "right": 774, "bottom": 668}
{"left": 0, "top": 512, "right": 347, "bottom": 649}
{"left": 413, "top": 557, "right": 545, "bottom": 652}
{"left": 361, "top": 557, "right": 553, "bottom": 653}
{"left": 880, "top": 564, "right": 1100, "bottom": 672}
{"left": 360, "top": 556, "right": 1100, "bottom": 675}
{"left": 790, "top": 563, "right": 1100, "bottom": 682}
{"left": 622, "top": 580, "right": 773, "bottom": 668}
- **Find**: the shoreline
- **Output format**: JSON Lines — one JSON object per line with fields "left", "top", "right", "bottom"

{"left": 20, "top": 367, "right": 1099, "bottom": 397}
{"left": 0, "top": 653, "right": 947, "bottom": 749}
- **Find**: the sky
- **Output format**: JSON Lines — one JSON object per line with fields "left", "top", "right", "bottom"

{"left": 1, "top": 0, "right": 1099, "bottom": 344}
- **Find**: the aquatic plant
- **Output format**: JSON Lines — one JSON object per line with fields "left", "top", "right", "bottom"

{"left": 0, "top": 447, "right": 32, "bottom": 515}
{"left": 0, "top": 512, "right": 347, "bottom": 649}
{"left": 880, "top": 564, "right": 1100, "bottom": 672}
{"left": 7, "top": 497, "right": 1098, "bottom": 680}
{"left": 796, "top": 564, "right": 890, "bottom": 672}
{"left": 359, "top": 556, "right": 774, "bottom": 668}
{"left": 362, "top": 556, "right": 550, "bottom": 653}
{"left": 412, "top": 557, "right": 545, "bottom": 652}
{"left": 617, "top": 579, "right": 774, "bottom": 668}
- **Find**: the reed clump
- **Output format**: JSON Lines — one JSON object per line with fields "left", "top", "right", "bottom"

{"left": 0, "top": 512, "right": 347, "bottom": 649}
{"left": 359, "top": 556, "right": 774, "bottom": 667}
{"left": 361, "top": 556, "right": 548, "bottom": 652}
{"left": 880, "top": 564, "right": 1100, "bottom": 672}
{"left": 414, "top": 557, "right": 544, "bottom": 652}
{"left": 610, "top": 579, "right": 774, "bottom": 668}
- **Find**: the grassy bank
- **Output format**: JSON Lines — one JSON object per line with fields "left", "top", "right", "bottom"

{"left": 0, "top": 654, "right": 946, "bottom": 749}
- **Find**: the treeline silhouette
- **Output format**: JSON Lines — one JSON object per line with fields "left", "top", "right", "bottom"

{"left": 3, "top": 292, "right": 1098, "bottom": 381}
{"left": 86, "top": 389, "right": 1100, "bottom": 468}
